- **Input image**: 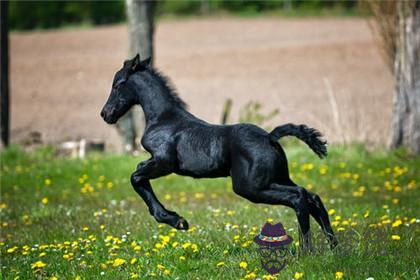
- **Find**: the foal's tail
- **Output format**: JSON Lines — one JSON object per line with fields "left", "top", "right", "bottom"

{"left": 270, "top": 123, "right": 327, "bottom": 158}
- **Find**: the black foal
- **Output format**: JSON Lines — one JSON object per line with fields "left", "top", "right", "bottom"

{"left": 100, "top": 54, "right": 337, "bottom": 248}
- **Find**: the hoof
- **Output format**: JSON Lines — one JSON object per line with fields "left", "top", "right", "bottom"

{"left": 175, "top": 218, "right": 189, "bottom": 231}
{"left": 330, "top": 239, "right": 338, "bottom": 250}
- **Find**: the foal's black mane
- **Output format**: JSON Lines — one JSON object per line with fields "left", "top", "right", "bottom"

{"left": 148, "top": 68, "right": 188, "bottom": 110}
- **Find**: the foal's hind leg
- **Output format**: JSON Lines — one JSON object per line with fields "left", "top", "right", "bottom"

{"left": 231, "top": 153, "right": 312, "bottom": 250}
{"left": 131, "top": 158, "right": 188, "bottom": 230}
{"left": 306, "top": 191, "right": 337, "bottom": 248}
{"left": 285, "top": 181, "right": 337, "bottom": 248}
{"left": 233, "top": 182, "right": 312, "bottom": 249}
{"left": 249, "top": 185, "right": 312, "bottom": 250}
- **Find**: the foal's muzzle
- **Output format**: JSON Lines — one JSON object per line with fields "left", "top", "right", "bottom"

{"left": 100, "top": 107, "right": 117, "bottom": 124}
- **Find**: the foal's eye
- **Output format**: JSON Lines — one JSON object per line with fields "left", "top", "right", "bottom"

{"left": 113, "top": 81, "right": 125, "bottom": 91}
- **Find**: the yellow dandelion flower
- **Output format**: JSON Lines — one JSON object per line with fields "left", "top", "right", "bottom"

{"left": 182, "top": 242, "right": 191, "bottom": 249}
{"left": 157, "top": 264, "right": 165, "bottom": 270}
{"left": 31, "top": 261, "right": 47, "bottom": 270}
{"left": 262, "top": 275, "right": 276, "bottom": 280}
{"left": 130, "top": 258, "right": 137, "bottom": 265}
{"left": 44, "top": 179, "right": 52, "bottom": 186}
{"left": 112, "top": 258, "right": 126, "bottom": 267}
{"left": 391, "top": 235, "right": 401, "bottom": 241}
{"left": 172, "top": 242, "right": 179, "bottom": 248}
{"left": 7, "top": 246, "right": 18, "bottom": 253}
{"left": 194, "top": 192, "right": 204, "bottom": 199}
{"left": 50, "top": 276, "right": 58, "bottom": 280}
{"left": 328, "top": 209, "right": 335, "bottom": 215}
{"left": 179, "top": 256, "right": 186, "bottom": 261}
{"left": 191, "top": 243, "right": 198, "bottom": 252}
{"left": 217, "top": 262, "right": 225, "bottom": 267}
{"left": 241, "top": 240, "right": 252, "bottom": 248}
{"left": 239, "top": 261, "right": 248, "bottom": 269}
{"left": 41, "top": 197, "right": 48, "bottom": 205}
{"left": 245, "top": 272, "right": 257, "bottom": 279}
{"left": 335, "top": 271, "right": 344, "bottom": 279}
{"left": 363, "top": 211, "right": 369, "bottom": 218}
{"left": 394, "top": 186, "right": 402, "bottom": 192}
{"left": 39, "top": 252, "right": 46, "bottom": 257}
{"left": 392, "top": 220, "right": 402, "bottom": 227}
{"left": 294, "top": 272, "right": 304, "bottom": 279}
{"left": 302, "top": 163, "right": 314, "bottom": 171}
{"left": 319, "top": 166, "right": 328, "bottom": 175}
{"left": 131, "top": 272, "right": 139, "bottom": 279}
{"left": 164, "top": 269, "right": 170, "bottom": 275}
{"left": 155, "top": 243, "right": 163, "bottom": 249}
{"left": 160, "top": 235, "right": 170, "bottom": 243}
{"left": 382, "top": 219, "right": 391, "bottom": 224}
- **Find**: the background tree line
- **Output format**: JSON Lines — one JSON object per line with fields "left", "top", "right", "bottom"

{"left": 8, "top": 0, "right": 360, "bottom": 31}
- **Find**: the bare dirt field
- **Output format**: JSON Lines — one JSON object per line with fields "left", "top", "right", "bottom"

{"left": 10, "top": 17, "right": 393, "bottom": 151}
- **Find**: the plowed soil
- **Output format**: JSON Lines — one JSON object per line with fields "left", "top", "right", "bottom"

{"left": 10, "top": 17, "right": 393, "bottom": 151}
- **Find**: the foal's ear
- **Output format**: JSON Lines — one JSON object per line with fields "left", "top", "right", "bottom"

{"left": 140, "top": 57, "right": 152, "bottom": 68}
{"left": 130, "top": 54, "right": 141, "bottom": 71}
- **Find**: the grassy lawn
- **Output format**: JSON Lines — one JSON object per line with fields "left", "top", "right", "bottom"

{"left": 0, "top": 144, "right": 419, "bottom": 279}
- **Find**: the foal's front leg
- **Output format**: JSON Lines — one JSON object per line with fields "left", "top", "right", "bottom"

{"left": 130, "top": 158, "right": 189, "bottom": 230}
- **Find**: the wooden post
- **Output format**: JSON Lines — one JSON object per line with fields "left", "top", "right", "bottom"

{"left": 220, "top": 98, "right": 232, "bottom": 125}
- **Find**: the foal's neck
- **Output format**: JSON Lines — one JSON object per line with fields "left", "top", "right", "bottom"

{"left": 132, "top": 71, "right": 186, "bottom": 125}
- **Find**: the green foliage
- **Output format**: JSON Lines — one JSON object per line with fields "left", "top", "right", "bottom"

{"left": 156, "top": 0, "right": 202, "bottom": 15}
{"left": 238, "top": 101, "right": 279, "bottom": 130}
{"left": 8, "top": 0, "right": 360, "bottom": 31}
{"left": 8, "top": 0, "right": 125, "bottom": 31}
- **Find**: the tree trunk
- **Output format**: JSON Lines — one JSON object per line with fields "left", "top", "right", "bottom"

{"left": 126, "top": 0, "right": 155, "bottom": 61}
{"left": 1, "top": 0, "right": 10, "bottom": 148}
{"left": 118, "top": 0, "right": 155, "bottom": 153}
{"left": 390, "top": 1, "right": 420, "bottom": 154}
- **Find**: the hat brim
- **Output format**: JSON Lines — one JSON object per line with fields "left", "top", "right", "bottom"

{"left": 253, "top": 235, "right": 293, "bottom": 247}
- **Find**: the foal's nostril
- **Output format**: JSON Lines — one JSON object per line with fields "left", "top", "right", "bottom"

{"left": 100, "top": 111, "right": 105, "bottom": 118}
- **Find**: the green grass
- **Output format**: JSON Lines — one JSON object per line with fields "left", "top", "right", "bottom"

{"left": 1, "top": 144, "right": 419, "bottom": 279}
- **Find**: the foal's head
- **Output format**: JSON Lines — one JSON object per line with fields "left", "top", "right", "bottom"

{"left": 100, "top": 54, "right": 151, "bottom": 124}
